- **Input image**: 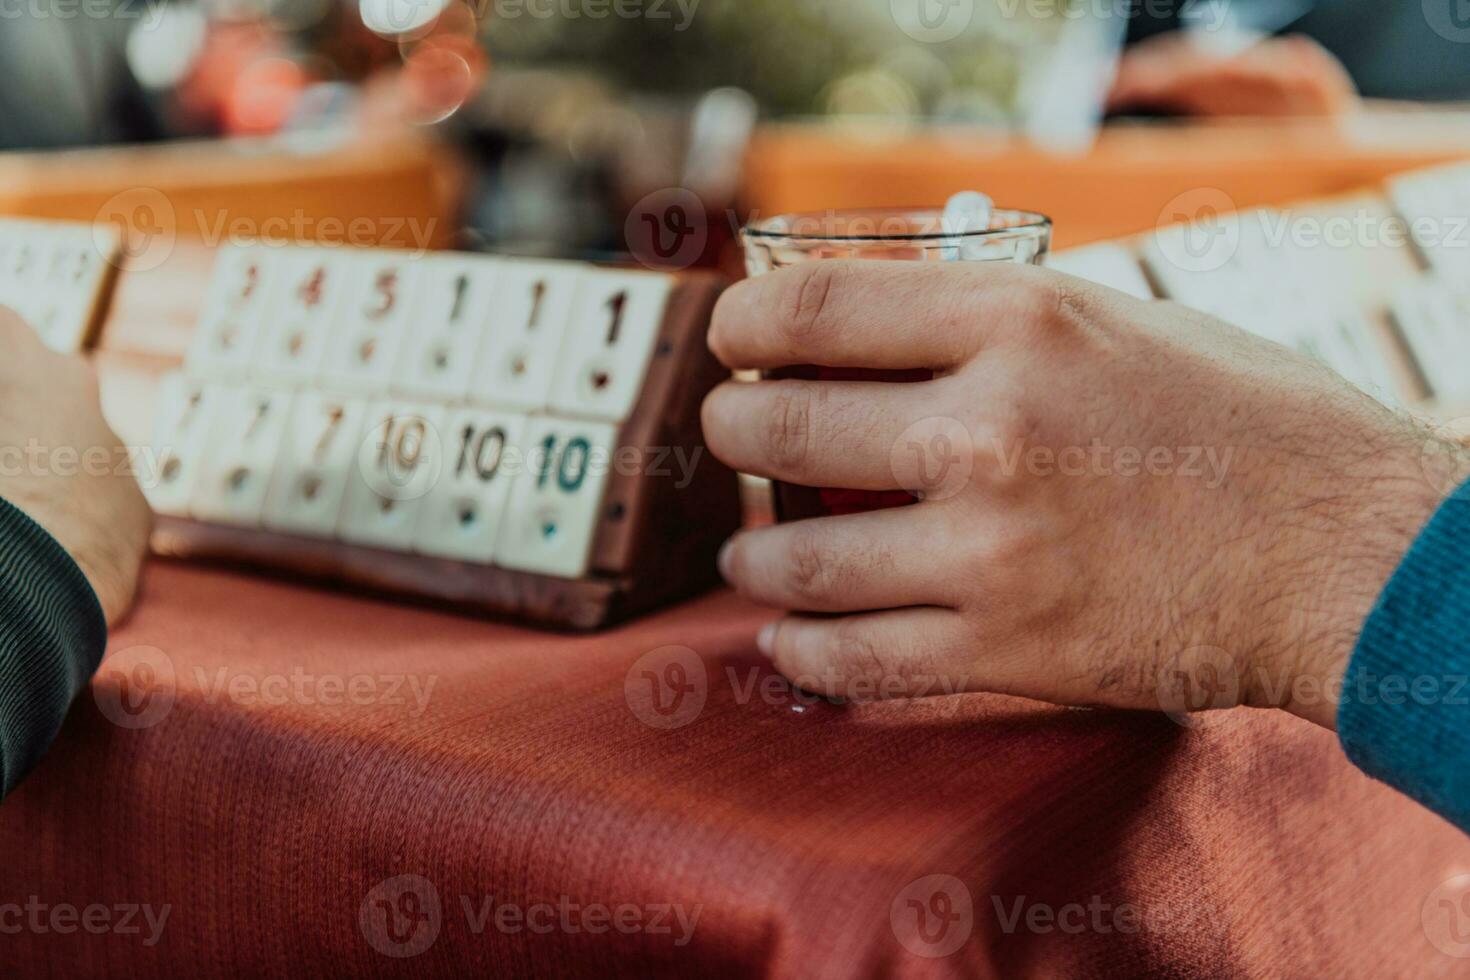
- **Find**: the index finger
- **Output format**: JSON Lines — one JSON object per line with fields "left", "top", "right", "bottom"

{"left": 708, "top": 259, "right": 1054, "bottom": 372}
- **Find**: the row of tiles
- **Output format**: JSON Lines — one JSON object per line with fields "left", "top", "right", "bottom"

{"left": 187, "top": 246, "right": 678, "bottom": 425}
{"left": 146, "top": 375, "right": 639, "bottom": 579}
{"left": 0, "top": 219, "right": 119, "bottom": 353}
{"left": 1047, "top": 173, "right": 1470, "bottom": 407}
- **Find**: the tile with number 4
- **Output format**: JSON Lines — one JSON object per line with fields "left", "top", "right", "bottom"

{"left": 413, "top": 408, "right": 526, "bottom": 562}
{"left": 496, "top": 417, "right": 617, "bottom": 579}
{"left": 190, "top": 385, "right": 295, "bottom": 526}
{"left": 550, "top": 270, "right": 673, "bottom": 422}
{"left": 338, "top": 401, "right": 447, "bottom": 550}
{"left": 255, "top": 247, "right": 349, "bottom": 382}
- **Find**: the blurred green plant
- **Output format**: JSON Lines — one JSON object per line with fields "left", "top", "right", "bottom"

{"left": 480, "top": 0, "right": 1049, "bottom": 119}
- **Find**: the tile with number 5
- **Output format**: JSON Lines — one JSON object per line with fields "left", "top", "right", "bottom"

{"left": 322, "top": 251, "right": 422, "bottom": 392}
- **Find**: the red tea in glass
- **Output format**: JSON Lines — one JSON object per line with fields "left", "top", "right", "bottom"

{"left": 740, "top": 206, "right": 1052, "bottom": 522}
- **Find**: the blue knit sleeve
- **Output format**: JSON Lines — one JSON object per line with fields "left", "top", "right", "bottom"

{"left": 0, "top": 496, "right": 108, "bottom": 799}
{"left": 1338, "top": 481, "right": 1470, "bottom": 832}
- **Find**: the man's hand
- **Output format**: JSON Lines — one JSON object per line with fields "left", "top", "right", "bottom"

{"left": 1108, "top": 33, "right": 1358, "bottom": 118}
{"left": 0, "top": 308, "right": 150, "bottom": 624}
{"left": 702, "top": 261, "right": 1466, "bottom": 729}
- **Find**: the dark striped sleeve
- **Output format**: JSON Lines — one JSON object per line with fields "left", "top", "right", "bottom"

{"left": 0, "top": 495, "right": 107, "bottom": 799}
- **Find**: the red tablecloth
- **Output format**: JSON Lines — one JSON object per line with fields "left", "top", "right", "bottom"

{"left": 3, "top": 560, "right": 1469, "bottom": 978}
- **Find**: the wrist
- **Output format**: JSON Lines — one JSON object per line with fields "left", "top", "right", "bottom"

{"left": 1258, "top": 425, "right": 1470, "bottom": 730}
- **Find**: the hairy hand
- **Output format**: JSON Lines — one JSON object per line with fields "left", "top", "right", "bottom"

{"left": 702, "top": 261, "right": 1464, "bottom": 728}
{"left": 1108, "top": 33, "right": 1358, "bottom": 118}
{"left": 0, "top": 309, "right": 151, "bottom": 624}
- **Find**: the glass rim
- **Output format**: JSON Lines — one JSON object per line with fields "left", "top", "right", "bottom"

{"left": 742, "top": 207, "right": 1052, "bottom": 245}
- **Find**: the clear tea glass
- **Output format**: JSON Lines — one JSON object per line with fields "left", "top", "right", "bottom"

{"left": 741, "top": 207, "right": 1052, "bottom": 521}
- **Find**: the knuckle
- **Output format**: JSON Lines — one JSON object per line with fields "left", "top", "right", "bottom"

{"left": 995, "top": 266, "right": 1071, "bottom": 337}
{"left": 764, "top": 387, "right": 815, "bottom": 474}
{"left": 779, "top": 262, "right": 841, "bottom": 350}
{"left": 825, "top": 623, "right": 895, "bottom": 682}
{"left": 783, "top": 525, "right": 831, "bottom": 600}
